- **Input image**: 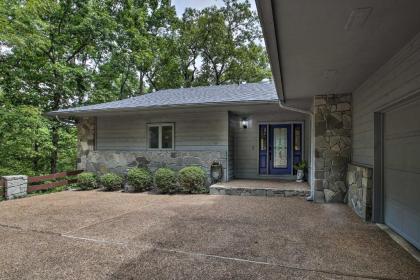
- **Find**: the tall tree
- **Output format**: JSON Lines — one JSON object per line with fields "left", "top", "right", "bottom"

{"left": 1, "top": 0, "right": 114, "bottom": 173}
{"left": 183, "top": 0, "right": 270, "bottom": 86}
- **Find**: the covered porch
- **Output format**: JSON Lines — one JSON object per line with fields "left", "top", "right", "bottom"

{"left": 210, "top": 179, "right": 310, "bottom": 197}
{"left": 227, "top": 102, "right": 311, "bottom": 182}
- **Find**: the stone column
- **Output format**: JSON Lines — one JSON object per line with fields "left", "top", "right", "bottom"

{"left": 77, "top": 117, "right": 96, "bottom": 170}
{"left": 313, "top": 94, "right": 352, "bottom": 203}
{"left": 346, "top": 163, "right": 373, "bottom": 221}
{"left": 2, "top": 175, "right": 28, "bottom": 199}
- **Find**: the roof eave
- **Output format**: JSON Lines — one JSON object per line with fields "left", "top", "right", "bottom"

{"left": 256, "top": 0, "right": 285, "bottom": 101}
{"left": 46, "top": 99, "right": 279, "bottom": 118}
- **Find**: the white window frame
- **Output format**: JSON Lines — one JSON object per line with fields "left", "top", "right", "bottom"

{"left": 147, "top": 123, "right": 175, "bottom": 150}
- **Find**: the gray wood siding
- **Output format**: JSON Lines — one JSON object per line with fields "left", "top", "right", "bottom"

{"left": 353, "top": 32, "right": 420, "bottom": 166}
{"left": 227, "top": 112, "right": 236, "bottom": 180}
{"left": 95, "top": 102, "right": 312, "bottom": 180}
{"left": 233, "top": 110, "right": 310, "bottom": 179}
{"left": 97, "top": 110, "right": 229, "bottom": 152}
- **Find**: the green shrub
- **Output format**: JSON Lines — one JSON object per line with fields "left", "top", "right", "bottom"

{"left": 99, "top": 173, "right": 123, "bottom": 191}
{"left": 178, "top": 166, "right": 207, "bottom": 193}
{"left": 155, "top": 168, "right": 178, "bottom": 193}
{"left": 0, "top": 167, "right": 15, "bottom": 177}
{"left": 127, "top": 168, "right": 152, "bottom": 192}
{"left": 77, "top": 172, "right": 97, "bottom": 190}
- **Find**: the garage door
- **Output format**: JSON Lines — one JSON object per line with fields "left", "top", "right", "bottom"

{"left": 384, "top": 97, "right": 420, "bottom": 249}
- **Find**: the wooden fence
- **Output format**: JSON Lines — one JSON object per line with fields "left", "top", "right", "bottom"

{"left": 27, "top": 170, "right": 83, "bottom": 193}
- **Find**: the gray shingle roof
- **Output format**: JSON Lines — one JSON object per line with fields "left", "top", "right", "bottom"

{"left": 49, "top": 82, "right": 278, "bottom": 116}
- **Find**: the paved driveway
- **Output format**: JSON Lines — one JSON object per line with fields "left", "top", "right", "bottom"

{"left": 0, "top": 191, "right": 418, "bottom": 280}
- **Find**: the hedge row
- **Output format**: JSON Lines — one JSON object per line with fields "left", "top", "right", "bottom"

{"left": 76, "top": 166, "right": 207, "bottom": 194}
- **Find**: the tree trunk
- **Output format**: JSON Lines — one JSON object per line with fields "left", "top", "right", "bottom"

{"left": 32, "top": 142, "right": 39, "bottom": 172}
{"left": 138, "top": 72, "right": 145, "bottom": 95}
{"left": 50, "top": 123, "right": 59, "bottom": 174}
{"left": 51, "top": 69, "right": 61, "bottom": 174}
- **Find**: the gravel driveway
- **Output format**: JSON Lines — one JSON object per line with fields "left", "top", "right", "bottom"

{"left": 0, "top": 191, "right": 418, "bottom": 279}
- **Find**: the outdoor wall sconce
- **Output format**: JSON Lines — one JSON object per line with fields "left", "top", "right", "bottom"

{"left": 210, "top": 162, "right": 223, "bottom": 183}
{"left": 241, "top": 118, "right": 249, "bottom": 129}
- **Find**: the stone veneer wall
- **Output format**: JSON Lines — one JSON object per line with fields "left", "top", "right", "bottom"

{"left": 314, "top": 94, "right": 352, "bottom": 202}
{"left": 84, "top": 150, "right": 227, "bottom": 183}
{"left": 76, "top": 117, "right": 228, "bottom": 183}
{"left": 77, "top": 117, "right": 96, "bottom": 171}
{"left": 346, "top": 163, "right": 373, "bottom": 221}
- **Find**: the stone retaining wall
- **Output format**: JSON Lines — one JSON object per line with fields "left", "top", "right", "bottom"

{"left": 314, "top": 93, "right": 352, "bottom": 203}
{"left": 346, "top": 163, "right": 373, "bottom": 221}
{"left": 84, "top": 150, "right": 228, "bottom": 183}
{"left": 2, "top": 175, "right": 28, "bottom": 199}
{"left": 210, "top": 186, "right": 309, "bottom": 197}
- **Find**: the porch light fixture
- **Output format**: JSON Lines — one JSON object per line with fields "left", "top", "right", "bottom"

{"left": 241, "top": 118, "right": 249, "bottom": 129}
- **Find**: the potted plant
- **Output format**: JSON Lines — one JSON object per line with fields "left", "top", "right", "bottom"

{"left": 293, "top": 161, "right": 307, "bottom": 183}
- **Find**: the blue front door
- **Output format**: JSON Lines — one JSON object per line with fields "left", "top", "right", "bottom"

{"left": 259, "top": 124, "right": 294, "bottom": 175}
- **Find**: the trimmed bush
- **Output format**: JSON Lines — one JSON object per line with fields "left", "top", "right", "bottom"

{"left": 77, "top": 172, "right": 97, "bottom": 190}
{"left": 155, "top": 168, "right": 178, "bottom": 193}
{"left": 178, "top": 166, "right": 207, "bottom": 193}
{"left": 100, "top": 173, "right": 123, "bottom": 191}
{"left": 127, "top": 168, "right": 152, "bottom": 192}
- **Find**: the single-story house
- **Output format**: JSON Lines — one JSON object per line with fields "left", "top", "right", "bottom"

{"left": 256, "top": 0, "right": 420, "bottom": 250}
{"left": 49, "top": 82, "right": 312, "bottom": 182}
{"left": 49, "top": 0, "right": 420, "bottom": 251}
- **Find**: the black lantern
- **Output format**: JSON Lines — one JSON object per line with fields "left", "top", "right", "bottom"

{"left": 210, "top": 162, "right": 223, "bottom": 183}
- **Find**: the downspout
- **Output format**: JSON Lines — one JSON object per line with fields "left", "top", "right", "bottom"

{"left": 277, "top": 100, "right": 315, "bottom": 201}
{"left": 256, "top": 0, "right": 315, "bottom": 200}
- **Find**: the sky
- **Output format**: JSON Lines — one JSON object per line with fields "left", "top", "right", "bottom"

{"left": 173, "top": 0, "right": 257, "bottom": 17}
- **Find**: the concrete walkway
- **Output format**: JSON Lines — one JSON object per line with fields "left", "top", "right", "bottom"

{"left": 0, "top": 191, "right": 418, "bottom": 279}
{"left": 210, "top": 179, "right": 310, "bottom": 197}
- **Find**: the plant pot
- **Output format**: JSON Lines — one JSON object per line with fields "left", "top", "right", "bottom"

{"left": 124, "top": 182, "right": 136, "bottom": 193}
{"left": 296, "top": 169, "right": 304, "bottom": 183}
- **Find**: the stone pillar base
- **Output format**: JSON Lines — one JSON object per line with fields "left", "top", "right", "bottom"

{"left": 2, "top": 175, "right": 28, "bottom": 199}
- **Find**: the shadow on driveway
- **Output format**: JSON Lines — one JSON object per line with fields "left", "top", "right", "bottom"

{"left": 0, "top": 191, "right": 419, "bottom": 279}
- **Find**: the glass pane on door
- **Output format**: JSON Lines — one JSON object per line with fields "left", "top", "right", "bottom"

{"left": 273, "top": 127, "right": 288, "bottom": 168}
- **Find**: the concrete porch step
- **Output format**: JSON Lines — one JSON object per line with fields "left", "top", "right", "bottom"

{"left": 209, "top": 180, "right": 310, "bottom": 197}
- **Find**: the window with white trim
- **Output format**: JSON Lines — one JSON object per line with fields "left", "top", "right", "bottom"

{"left": 147, "top": 123, "right": 174, "bottom": 149}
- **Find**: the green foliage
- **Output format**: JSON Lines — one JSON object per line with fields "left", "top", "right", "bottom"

{"left": 0, "top": 167, "right": 16, "bottom": 177}
{"left": 155, "top": 168, "right": 178, "bottom": 193}
{"left": 99, "top": 173, "right": 123, "bottom": 191}
{"left": 0, "top": 105, "right": 52, "bottom": 176}
{"left": 293, "top": 161, "right": 308, "bottom": 171}
{"left": 183, "top": 0, "right": 270, "bottom": 85}
{"left": 0, "top": 105, "right": 76, "bottom": 176}
{"left": 28, "top": 185, "right": 69, "bottom": 197}
{"left": 178, "top": 166, "right": 207, "bottom": 193}
{"left": 77, "top": 172, "right": 97, "bottom": 190}
{"left": 127, "top": 168, "right": 152, "bottom": 192}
